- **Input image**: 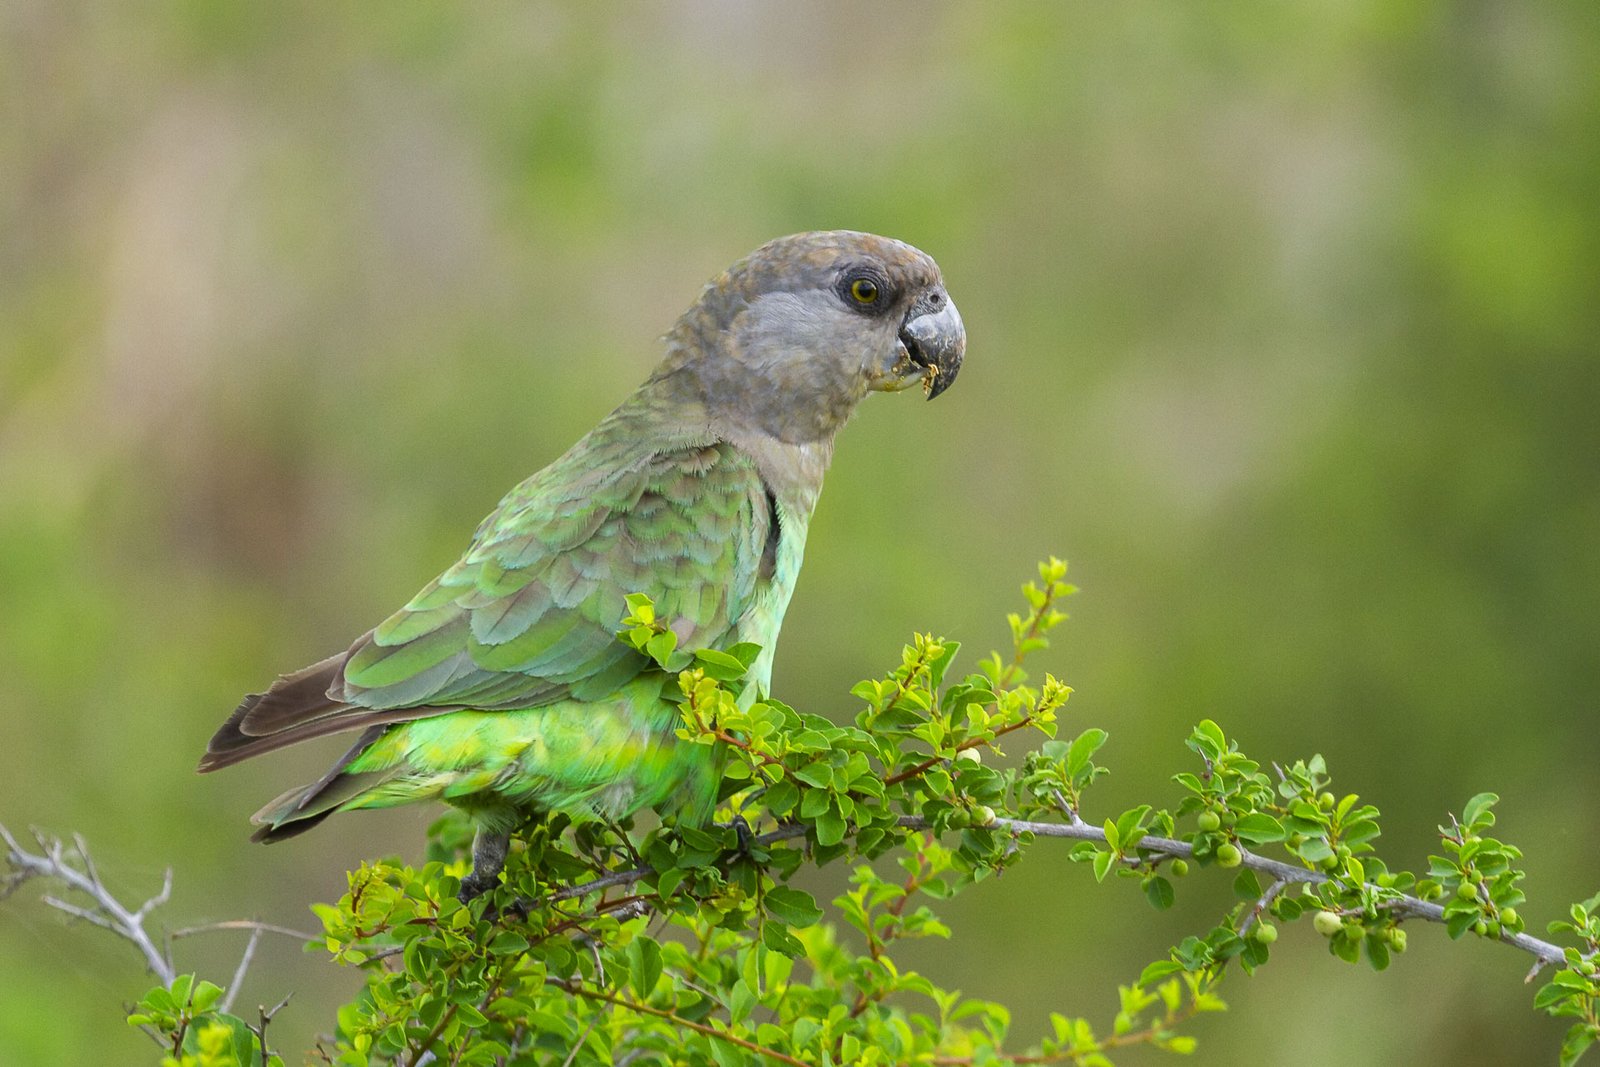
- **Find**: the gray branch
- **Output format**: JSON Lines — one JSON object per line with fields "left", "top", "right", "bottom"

{"left": 548, "top": 813, "right": 1574, "bottom": 972}
{"left": 2, "top": 823, "right": 175, "bottom": 985}
{"left": 2, "top": 823, "right": 313, "bottom": 1004}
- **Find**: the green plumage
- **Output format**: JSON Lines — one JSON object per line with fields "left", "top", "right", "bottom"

{"left": 201, "top": 231, "right": 964, "bottom": 892}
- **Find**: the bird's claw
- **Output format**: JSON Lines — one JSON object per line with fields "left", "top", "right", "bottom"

{"left": 714, "top": 815, "right": 755, "bottom": 859}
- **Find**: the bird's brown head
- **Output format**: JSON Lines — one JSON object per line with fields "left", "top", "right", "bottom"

{"left": 657, "top": 231, "right": 965, "bottom": 443}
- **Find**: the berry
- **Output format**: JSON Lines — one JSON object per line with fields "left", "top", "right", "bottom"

{"left": 1196, "top": 810, "right": 1222, "bottom": 833}
{"left": 1313, "top": 910, "right": 1344, "bottom": 938}
{"left": 1500, "top": 907, "right": 1520, "bottom": 929}
{"left": 1317, "top": 792, "right": 1336, "bottom": 812}
{"left": 972, "top": 805, "right": 997, "bottom": 826}
{"left": 1215, "top": 842, "right": 1243, "bottom": 868}
{"left": 1253, "top": 922, "right": 1279, "bottom": 944}
{"left": 1169, "top": 859, "right": 1190, "bottom": 878}
{"left": 1390, "top": 929, "right": 1408, "bottom": 953}
{"left": 1456, "top": 881, "right": 1478, "bottom": 902}
{"left": 955, "top": 748, "right": 983, "bottom": 765}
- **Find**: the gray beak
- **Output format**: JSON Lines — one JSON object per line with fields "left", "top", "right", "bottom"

{"left": 900, "top": 297, "right": 965, "bottom": 400}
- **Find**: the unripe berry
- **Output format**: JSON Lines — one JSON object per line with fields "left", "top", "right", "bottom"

{"left": 1390, "top": 929, "right": 1408, "bottom": 953}
{"left": 1253, "top": 922, "right": 1279, "bottom": 944}
{"left": 1500, "top": 907, "right": 1520, "bottom": 929}
{"left": 1215, "top": 842, "right": 1243, "bottom": 868}
{"left": 1170, "top": 859, "right": 1190, "bottom": 877}
{"left": 1320, "top": 853, "right": 1341, "bottom": 871}
{"left": 1317, "top": 792, "right": 1336, "bottom": 812}
{"left": 956, "top": 748, "right": 983, "bottom": 765}
{"left": 1473, "top": 919, "right": 1489, "bottom": 937}
{"left": 1484, "top": 920, "right": 1502, "bottom": 940}
{"left": 1313, "top": 910, "right": 1344, "bottom": 938}
{"left": 1196, "top": 810, "right": 1222, "bottom": 833}
{"left": 1456, "top": 881, "right": 1479, "bottom": 902}
{"left": 973, "top": 805, "right": 997, "bottom": 826}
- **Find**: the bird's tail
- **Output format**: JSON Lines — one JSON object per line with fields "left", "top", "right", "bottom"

{"left": 248, "top": 726, "right": 397, "bottom": 843}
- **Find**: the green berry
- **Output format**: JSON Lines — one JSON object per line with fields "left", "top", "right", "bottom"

{"left": 1169, "top": 859, "right": 1190, "bottom": 877}
{"left": 1215, "top": 842, "right": 1243, "bottom": 868}
{"left": 973, "top": 805, "right": 997, "bottom": 826}
{"left": 1500, "top": 907, "right": 1520, "bottom": 929}
{"left": 1196, "top": 810, "right": 1222, "bottom": 833}
{"left": 1253, "top": 922, "right": 1279, "bottom": 944}
{"left": 1320, "top": 853, "right": 1341, "bottom": 871}
{"left": 1473, "top": 919, "right": 1489, "bottom": 937}
{"left": 1456, "top": 881, "right": 1478, "bottom": 902}
{"left": 955, "top": 748, "right": 983, "bottom": 765}
{"left": 1390, "top": 929, "right": 1408, "bottom": 953}
{"left": 1317, "top": 792, "right": 1336, "bottom": 812}
{"left": 1313, "top": 910, "right": 1344, "bottom": 938}
{"left": 1484, "top": 920, "right": 1502, "bottom": 940}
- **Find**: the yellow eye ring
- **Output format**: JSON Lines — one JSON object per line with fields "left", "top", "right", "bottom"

{"left": 850, "top": 278, "right": 879, "bottom": 304}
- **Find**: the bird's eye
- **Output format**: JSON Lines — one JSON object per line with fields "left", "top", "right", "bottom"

{"left": 849, "top": 278, "right": 879, "bottom": 305}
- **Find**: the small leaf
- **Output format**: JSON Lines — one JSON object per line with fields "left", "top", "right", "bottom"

{"left": 1143, "top": 876, "right": 1175, "bottom": 911}
{"left": 765, "top": 886, "right": 823, "bottom": 928}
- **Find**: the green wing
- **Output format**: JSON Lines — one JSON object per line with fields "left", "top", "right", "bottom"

{"left": 339, "top": 434, "right": 771, "bottom": 713}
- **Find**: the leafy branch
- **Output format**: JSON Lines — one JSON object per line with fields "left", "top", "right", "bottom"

{"left": 7, "top": 559, "right": 1599, "bottom": 1065}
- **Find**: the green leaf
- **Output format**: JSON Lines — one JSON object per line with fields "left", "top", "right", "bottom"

{"left": 645, "top": 630, "right": 678, "bottom": 667}
{"left": 815, "top": 809, "right": 847, "bottom": 847}
{"left": 1463, "top": 792, "right": 1500, "bottom": 831}
{"left": 762, "top": 922, "right": 806, "bottom": 958}
{"left": 627, "top": 937, "right": 663, "bottom": 997}
{"left": 1143, "top": 876, "right": 1175, "bottom": 911}
{"left": 765, "top": 886, "right": 823, "bottom": 928}
{"left": 1138, "top": 960, "right": 1185, "bottom": 987}
{"left": 1093, "top": 848, "right": 1117, "bottom": 883}
{"left": 1067, "top": 729, "right": 1108, "bottom": 777}
{"left": 1560, "top": 1023, "right": 1597, "bottom": 1067}
{"left": 488, "top": 932, "right": 529, "bottom": 955}
{"left": 1234, "top": 812, "right": 1286, "bottom": 845}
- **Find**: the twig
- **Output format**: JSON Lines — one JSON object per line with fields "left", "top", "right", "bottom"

{"left": 542, "top": 814, "right": 1573, "bottom": 970}
{"left": 2, "top": 823, "right": 175, "bottom": 984}
{"left": 221, "top": 926, "right": 264, "bottom": 1014}
{"left": 249, "top": 993, "right": 291, "bottom": 1067}
{"left": 552, "top": 978, "right": 809, "bottom": 1067}
{"left": 171, "top": 920, "right": 320, "bottom": 942}
{"left": 1238, "top": 878, "right": 1288, "bottom": 937}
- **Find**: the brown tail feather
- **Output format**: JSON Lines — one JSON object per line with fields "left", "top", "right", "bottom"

{"left": 199, "top": 634, "right": 422, "bottom": 773}
{"left": 198, "top": 703, "right": 444, "bottom": 772}
{"left": 249, "top": 728, "right": 397, "bottom": 842}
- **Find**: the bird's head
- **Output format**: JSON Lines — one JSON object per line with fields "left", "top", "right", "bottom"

{"left": 657, "top": 231, "right": 965, "bottom": 443}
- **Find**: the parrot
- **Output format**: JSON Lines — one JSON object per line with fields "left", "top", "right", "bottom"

{"left": 198, "top": 230, "right": 965, "bottom": 899}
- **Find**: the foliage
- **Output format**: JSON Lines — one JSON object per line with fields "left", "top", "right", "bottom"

{"left": 76, "top": 563, "right": 1586, "bottom": 1062}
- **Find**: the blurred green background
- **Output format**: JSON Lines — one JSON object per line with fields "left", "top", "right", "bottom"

{"left": 3, "top": 2, "right": 1598, "bottom": 1063}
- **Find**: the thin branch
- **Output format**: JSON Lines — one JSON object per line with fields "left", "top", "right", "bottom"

{"left": 249, "top": 992, "right": 291, "bottom": 1067}
{"left": 171, "top": 920, "right": 320, "bottom": 942}
{"left": 1238, "top": 878, "right": 1289, "bottom": 937}
{"left": 543, "top": 814, "right": 1573, "bottom": 970}
{"left": 554, "top": 979, "right": 809, "bottom": 1067}
{"left": 221, "top": 926, "right": 264, "bottom": 1014}
{"left": 2, "top": 823, "right": 175, "bottom": 984}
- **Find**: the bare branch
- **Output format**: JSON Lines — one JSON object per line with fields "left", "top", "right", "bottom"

{"left": 221, "top": 926, "right": 264, "bottom": 1014}
{"left": 2, "top": 822, "right": 175, "bottom": 984}
{"left": 171, "top": 920, "right": 320, "bottom": 943}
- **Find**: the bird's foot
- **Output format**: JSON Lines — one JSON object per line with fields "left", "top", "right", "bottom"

{"left": 713, "top": 815, "right": 755, "bottom": 859}
{"left": 457, "top": 829, "right": 511, "bottom": 906}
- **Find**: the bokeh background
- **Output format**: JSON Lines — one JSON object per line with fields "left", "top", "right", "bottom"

{"left": 3, "top": 2, "right": 1598, "bottom": 1063}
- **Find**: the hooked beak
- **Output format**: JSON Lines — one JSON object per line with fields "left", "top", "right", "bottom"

{"left": 899, "top": 296, "right": 965, "bottom": 400}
